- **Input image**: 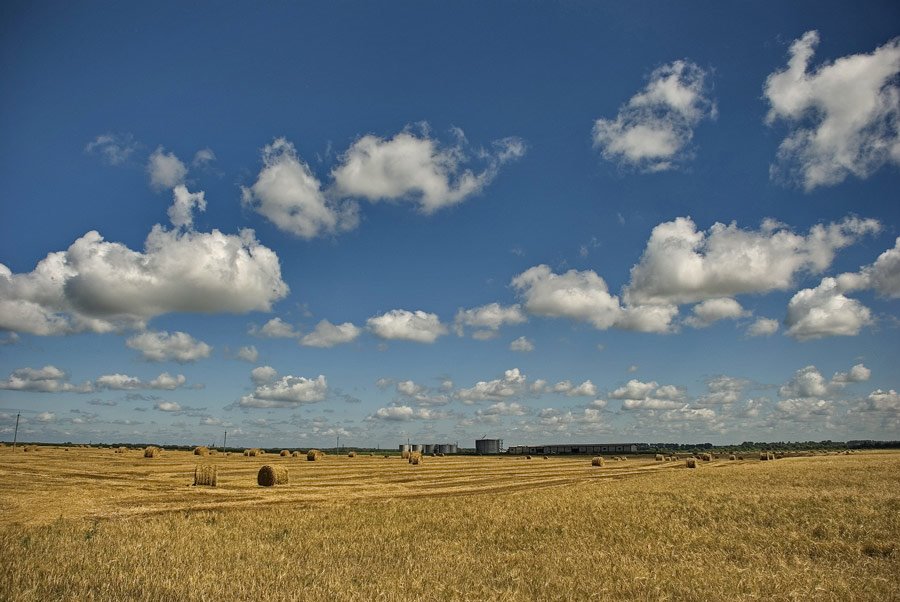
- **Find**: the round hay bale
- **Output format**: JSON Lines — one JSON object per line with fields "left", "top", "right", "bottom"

{"left": 383, "top": 454, "right": 390, "bottom": 458}
{"left": 24, "top": 445, "right": 37, "bottom": 452}
{"left": 759, "top": 452, "right": 768, "bottom": 461}
{"left": 729, "top": 454, "right": 737, "bottom": 460}
{"left": 193, "top": 464, "right": 218, "bottom": 487}
{"left": 543, "top": 455, "right": 549, "bottom": 459}
{"left": 526, "top": 455, "right": 532, "bottom": 460}
{"left": 737, "top": 455, "right": 744, "bottom": 460}
{"left": 621, "top": 456, "right": 627, "bottom": 461}
{"left": 655, "top": 454, "right": 664, "bottom": 461}
{"left": 700, "top": 453, "right": 712, "bottom": 462}
{"left": 193, "top": 446, "right": 209, "bottom": 456}
{"left": 257, "top": 465, "right": 288, "bottom": 487}
{"left": 243, "top": 450, "right": 251, "bottom": 457}
{"left": 685, "top": 458, "right": 697, "bottom": 468}
{"left": 401, "top": 450, "right": 410, "bottom": 460}
{"left": 408, "top": 451, "right": 423, "bottom": 464}
{"left": 591, "top": 456, "right": 604, "bottom": 467}
{"left": 115, "top": 446, "right": 127, "bottom": 454}
{"left": 307, "top": 449, "right": 323, "bottom": 461}
{"left": 143, "top": 446, "right": 160, "bottom": 458}
{"left": 348, "top": 451, "right": 356, "bottom": 457}
{"left": 280, "top": 450, "right": 290, "bottom": 457}
{"left": 291, "top": 451, "right": 301, "bottom": 457}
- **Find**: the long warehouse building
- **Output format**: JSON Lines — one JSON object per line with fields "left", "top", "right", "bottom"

{"left": 507, "top": 443, "right": 638, "bottom": 455}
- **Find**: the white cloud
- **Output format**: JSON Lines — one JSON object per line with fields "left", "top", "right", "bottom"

{"left": 837, "top": 237, "right": 900, "bottom": 299}
{"left": 511, "top": 264, "right": 676, "bottom": 333}
{"left": 765, "top": 31, "right": 900, "bottom": 190}
{"left": 696, "top": 376, "right": 748, "bottom": 405}
{"left": 785, "top": 277, "right": 873, "bottom": 340}
{"left": 192, "top": 148, "right": 216, "bottom": 167}
{"left": 453, "top": 303, "right": 526, "bottom": 337}
{"left": 774, "top": 398, "right": 833, "bottom": 421}
{"left": 859, "top": 389, "right": 900, "bottom": 412}
{"left": 612, "top": 379, "right": 685, "bottom": 410}
{"left": 372, "top": 405, "right": 447, "bottom": 421}
{"left": 0, "top": 201, "right": 289, "bottom": 336}
{"left": 625, "top": 216, "right": 880, "bottom": 305}
{"left": 396, "top": 380, "right": 425, "bottom": 397}
{"left": 476, "top": 401, "right": 529, "bottom": 417}
{"left": 236, "top": 345, "right": 259, "bottom": 363}
{"left": 148, "top": 372, "right": 187, "bottom": 390}
{"left": 367, "top": 309, "right": 448, "bottom": 343}
{"left": 458, "top": 368, "right": 526, "bottom": 403}
{"left": 746, "top": 317, "right": 779, "bottom": 337}
{"left": 509, "top": 336, "right": 534, "bottom": 353}
{"left": 147, "top": 146, "right": 188, "bottom": 190}
{"left": 779, "top": 365, "right": 830, "bottom": 398}
{"left": 126, "top": 330, "right": 212, "bottom": 362}
{"left": 36, "top": 411, "right": 56, "bottom": 422}
{"left": 242, "top": 138, "right": 358, "bottom": 240}
{"left": 154, "top": 401, "right": 182, "bottom": 412}
{"left": 239, "top": 374, "right": 328, "bottom": 408}
{"left": 250, "top": 365, "right": 277, "bottom": 386}
{"left": 331, "top": 128, "right": 525, "bottom": 213}
{"left": 85, "top": 133, "right": 138, "bottom": 165}
{"left": 167, "top": 185, "right": 206, "bottom": 229}
{"left": 94, "top": 372, "right": 186, "bottom": 391}
{"left": 300, "top": 319, "right": 361, "bottom": 348}
{"left": 552, "top": 380, "right": 598, "bottom": 397}
{"left": 832, "top": 363, "right": 871, "bottom": 385}
{"left": 685, "top": 297, "right": 749, "bottom": 328}
{"left": 0, "top": 365, "right": 91, "bottom": 393}
{"left": 251, "top": 318, "right": 300, "bottom": 339}
{"left": 593, "top": 60, "right": 715, "bottom": 171}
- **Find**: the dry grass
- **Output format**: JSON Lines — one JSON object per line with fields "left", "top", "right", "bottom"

{"left": 0, "top": 448, "right": 897, "bottom": 601}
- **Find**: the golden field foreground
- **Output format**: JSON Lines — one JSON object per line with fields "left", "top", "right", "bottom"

{"left": 0, "top": 447, "right": 898, "bottom": 601}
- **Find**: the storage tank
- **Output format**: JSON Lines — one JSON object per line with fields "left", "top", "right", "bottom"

{"left": 435, "top": 444, "right": 450, "bottom": 454}
{"left": 475, "top": 439, "right": 502, "bottom": 454}
{"left": 449, "top": 443, "right": 458, "bottom": 454}
{"left": 399, "top": 444, "right": 410, "bottom": 453}
{"left": 411, "top": 444, "right": 422, "bottom": 452}
{"left": 423, "top": 444, "right": 435, "bottom": 454}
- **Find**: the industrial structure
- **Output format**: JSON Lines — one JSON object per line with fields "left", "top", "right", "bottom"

{"left": 475, "top": 438, "right": 503, "bottom": 454}
{"left": 506, "top": 443, "right": 638, "bottom": 455}
{"left": 399, "top": 442, "right": 457, "bottom": 454}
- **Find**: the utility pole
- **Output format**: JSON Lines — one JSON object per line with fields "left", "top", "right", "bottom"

{"left": 336, "top": 434, "right": 340, "bottom": 451}
{"left": 12, "top": 413, "right": 20, "bottom": 449}
{"left": 223, "top": 430, "right": 227, "bottom": 452}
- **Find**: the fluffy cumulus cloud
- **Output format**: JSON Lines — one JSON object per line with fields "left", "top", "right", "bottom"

{"left": 236, "top": 345, "right": 259, "bottom": 363}
{"left": 0, "top": 193, "right": 288, "bottom": 336}
{"left": 785, "top": 277, "right": 873, "bottom": 340}
{"left": 95, "top": 372, "right": 187, "bottom": 390}
{"left": 832, "top": 363, "right": 871, "bottom": 385}
{"left": 858, "top": 389, "right": 900, "bottom": 412}
{"left": 611, "top": 379, "right": 685, "bottom": 410}
{"left": 625, "top": 216, "right": 880, "bottom": 305}
{"left": 126, "top": 330, "right": 212, "bottom": 362}
{"left": 551, "top": 380, "right": 598, "bottom": 397}
{"left": 241, "top": 138, "right": 359, "bottom": 239}
{"left": 154, "top": 401, "right": 182, "bottom": 412}
{"left": 511, "top": 265, "right": 677, "bottom": 333}
{"left": 476, "top": 401, "right": 529, "bottom": 420}
{"left": 300, "top": 319, "right": 361, "bottom": 348}
{"left": 331, "top": 127, "right": 526, "bottom": 213}
{"left": 684, "top": 297, "right": 749, "bottom": 328}
{"left": 593, "top": 60, "right": 716, "bottom": 171}
{"left": 85, "top": 133, "right": 138, "bottom": 165}
{"left": 457, "top": 368, "right": 526, "bottom": 403}
{"left": 251, "top": 318, "right": 300, "bottom": 339}
{"left": 765, "top": 31, "right": 900, "bottom": 190}
{"left": 774, "top": 398, "right": 834, "bottom": 422}
{"left": 453, "top": 303, "right": 526, "bottom": 337}
{"left": 0, "top": 366, "right": 91, "bottom": 393}
{"left": 367, "top": 309, "right": 447, "bottom": 343}
{"left": 239, "top": 370, "right": 328, "bottom": 408}
{"left": 509, "top": 336, "right": 534, "bottom": 353}
{"left": 837, "top": 237, "right": 900, "bottom": 299}
{"left": 147, "top": 146, "right": 188, "bottom": 190}
{"left": 372, "top": 405, "right": 447, "bottom": 421}
{"left": 167, "top": 185, "right": 206, "bottom": 229}
{"left": 696, "top": 376, "right": 748, "bottom": 405}
{"left": 746, "top": 317, "right": 779, "bottom": 337}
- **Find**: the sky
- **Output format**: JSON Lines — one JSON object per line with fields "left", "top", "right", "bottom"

{"left": 1, "top": 1, "right": 898, "bottom": 449}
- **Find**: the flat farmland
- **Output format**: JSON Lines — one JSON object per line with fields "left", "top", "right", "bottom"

{"left": 0, "top": 447, "right": 898, "bottom": 601}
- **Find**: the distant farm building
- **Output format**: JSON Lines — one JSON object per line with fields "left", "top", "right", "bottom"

{"left": 507, "top": 443, "right": 638, "bottom": 455}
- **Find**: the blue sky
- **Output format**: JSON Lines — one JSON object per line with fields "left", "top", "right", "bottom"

{"left": 1, "top": 1, "right": 898, "bottom": 448}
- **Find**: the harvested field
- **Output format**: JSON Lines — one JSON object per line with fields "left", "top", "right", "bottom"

{"left": 0, "top": 447, "right": 897, "bottom": 600}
